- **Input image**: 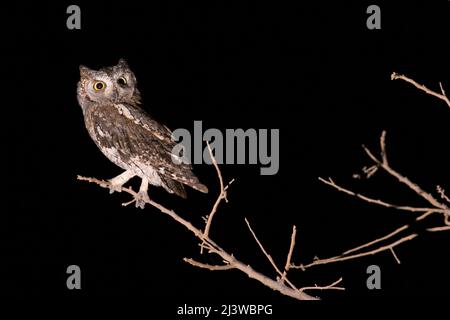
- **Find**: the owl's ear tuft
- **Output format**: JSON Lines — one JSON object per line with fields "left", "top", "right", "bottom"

{"left": 118, "top": 59, "right": 129, "bottom": 68}
{"left": 79, "top": 65, "right": 92, "bottom": 78}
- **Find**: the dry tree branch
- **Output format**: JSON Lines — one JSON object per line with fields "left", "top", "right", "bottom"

{"left": 78, "top": 174, "right": 324, "bottom": 300}
{"left": 437, "top": 185, "right": 450, "bottom": 205}
{"left": 299, "top": 278, "right": 345, "bottom": 293}
{"left": 281, "top": 225, "right": 297, "bottom": 284}
{"left": 200, "top": 142, "right": 234, "bottom": 253}
{"left": 78, "top": 146, "right": 347, "bottom": 300}
{"left": 391, "top": 72, "right": 450, "bottom": 109}
{"left": 427, "top": 226, "right": 450, "bottom": 232}
{"left": 320, "top": 130, "right": 450, "bottom": 220}
{"left": 244, "top": 218, "right": 310, "bottom": 292}
{"left": 363, "top": 133, "right": 449, "bottom": 213}
{"left": 293, "top": 73, "right": 450, "bottom": 271}
{"left": 319, "top": 177, "right": 448, "bottom": 215}
{"left": 183, "top": 258, "right": 235, "bottom": 271}
{"left": 293, "top": 132, "right": 449, "bottom": 270}
{"left": 293, "top": 233, "right": 418, "bottom": 270}
{"left": 244, "top": 217, "right": 286, "bottom": 278}
{"left": 342, "top": 224, "right": 409, "bottom": 256}
{"left": 416, "top": 210, "right": 435, "bottom": 221}
{"left": 244, "top": 217, "right": 343, "bottom": 291}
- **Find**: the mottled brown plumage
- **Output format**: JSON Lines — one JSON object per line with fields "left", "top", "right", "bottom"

{"left": 77, "top": 59, "right": 208, "bottom": 208}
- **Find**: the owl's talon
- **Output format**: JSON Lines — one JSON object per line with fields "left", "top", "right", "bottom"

{"left": 135, "top": 191, "right": 150, "bottom": 209}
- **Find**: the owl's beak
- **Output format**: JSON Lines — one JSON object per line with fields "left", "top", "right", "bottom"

{"left": 79, "top": 65, "right": 91, "bottom": 78}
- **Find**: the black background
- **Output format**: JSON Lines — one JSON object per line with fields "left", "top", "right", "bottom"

{"left": 5, "top": 0, "right": 450, "bottom": 310}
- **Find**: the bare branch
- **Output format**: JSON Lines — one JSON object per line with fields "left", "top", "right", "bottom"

{"left": 312, "top": 92, "right": 450, "bottom": 270}
{"left": 390, "top": 248, "right": 401, "bottom": 264}
{"left": 321, "top": 130, "right": 450, "bottom": 220}
{"left": 77, "top": 175, "right": 319, "bottom": 301}
{"left": 319, "top": 177, "right": 446, "bottom": 214}
{"left": 202, "top": 141, "right": 235, "bottom": 243}
{"left": 280, "top": 225, "right": 297, "bottom": 284}
{"left": 437, "top": 185, "right": 450, "bottom": 204}
{"left": 439, "top": 82, "right": 447, "bottom": 97}
{"left": 293, "top": 233, "right": 418, "bottom": 270}
{"left": 310, "top": 126, "right": 450, "bottom": 270}
{"left": 427, "top": 226, "right": 450, "bottom": 232}
{"left": 287, "top": 73, "right": 450, "bottom": 286}
{"left": 391, "top": 72, "right": 450, "bottom": 109}
{"left": 299, "top": 277, "right": 345, "bottom": 292}
{"left": 416, "top": 210, "right": 435, "bottom": 221}
{"left": 244, "top": 219, "right": 290, "bottom": 283}
{"left": 77, "top": 176, "right": 219, "bottom": 247}
{"left": 183, "top": 258, "right": 235, "bottom": 271}
{"left": 380, "top": 130, "right": 388, "bottom": 165}
{"left": 342, "top": 224, "right": 409, "bottom": 256}
{"left": 362, "top": 133, "right": 449, "bottom": 212}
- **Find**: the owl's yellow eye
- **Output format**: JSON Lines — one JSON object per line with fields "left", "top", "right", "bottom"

{"left": 117, "top": 76, "right": 127, "bottom": 86}
{"left": 93, "top": 81, "right": 106, "bottom": 91}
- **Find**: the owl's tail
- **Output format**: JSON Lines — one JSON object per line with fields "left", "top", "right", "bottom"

{"left": 161, "top": 177, "right": 187, "bottom": 199}
{"left": 161, "top": 176, "right": 208, "bottom": 198}
{"left": 190, "top": 182, "right": 208, "bottom": 194}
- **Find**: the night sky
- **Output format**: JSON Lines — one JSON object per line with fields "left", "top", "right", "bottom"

{"left": 6, "top": 0, "right": 450, "bottom": 311}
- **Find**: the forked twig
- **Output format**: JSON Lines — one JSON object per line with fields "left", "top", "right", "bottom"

{"left": 391, "top": 72, "right": 450, "bottom": 109}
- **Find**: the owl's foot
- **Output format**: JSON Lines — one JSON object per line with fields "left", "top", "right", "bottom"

{"left": 108, "top": 170, "right": 136, "bottom": 194}
{"left": 135, "top": 177, "right": 150, "bottom": 209}
{"left": 135, "top": 191, "right": 151, "bottom": 209}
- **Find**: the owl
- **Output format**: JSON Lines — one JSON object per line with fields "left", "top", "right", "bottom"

{"left": 77, "top": 59, "right": 208, "bottom": 208}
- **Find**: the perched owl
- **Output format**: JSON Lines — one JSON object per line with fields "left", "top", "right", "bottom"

{"left": 77, "top": 59, "right": 208, "bottom": 208}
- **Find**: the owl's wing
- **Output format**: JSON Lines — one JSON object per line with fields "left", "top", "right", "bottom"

{"left": 98, "top": 103, "right": 208, "bottom": 194}
{"left": 112, "top": 103, "right": 174, "bottom": 145}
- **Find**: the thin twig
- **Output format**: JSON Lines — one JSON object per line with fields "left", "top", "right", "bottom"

{"left": 391, "top": 72, "right": 450, "bottom": 109}
{"left": 244, "top": 218, "right": 283, "bottom": 277}
{"left": 244, "top": 218, "right": 282, "bottom": 275}
{"left": 299, "top": 277, "right": 345, "bottom": 292}
{"left": 437, "top": 185, "right": 450, "bottom": 204}
{"left": 244, "top": 218, "right": 302, "bottom": 291}
{"left": 202, "top": 141, "right": 235, "bottom": 246}
{"left": 281, "top": 226, "right": 297, "bottom": 284}
{"left": 342, "top": 224, "right": 409, "bottom": 256}
{"left": 390, "top": 248, "right": 401, "bottom": 264}
{"left": 183, "top": 258, "right": 235, "bottom": 271}
{"left": 363, "top": 136, "right": 449, "bottom": 212}
{"left": 292, "top": 233, "right": 418, "bottom": 270}
{"left": 416, "top": 210, "right": 435, "bottom": 221}
{"left": 427, "top": 226, "right": 450, "bottom": 232}
{"left": 319, "top": 177, "right": 447, "bottom": 214}
{"left": 380, "top": 130, "right": 388, "bottom": 165}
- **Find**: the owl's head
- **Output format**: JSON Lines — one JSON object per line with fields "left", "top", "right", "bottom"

{"left": 77, "top": 65, "right": 117, "bottom": 110}
{"left": 108, "top": 59, "right": 142, "bottom": 104}
{"left": 77, "top": 59, "right": 141, "bottom": 112}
